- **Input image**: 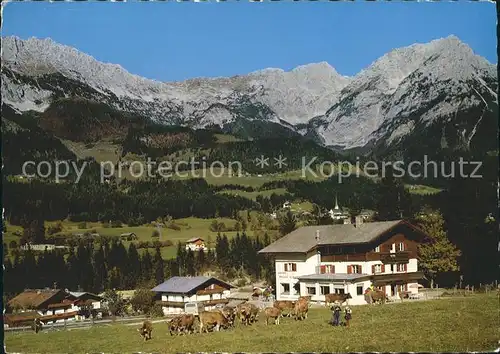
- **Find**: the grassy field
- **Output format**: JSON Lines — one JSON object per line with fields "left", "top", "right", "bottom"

{"left": 405, "top": 184, "right": 443, "bottom": 195}
{"left": 5, "top": 217, "right": 269, "bottom": 260}
{"left": 5, "top": 293, "right": 498, "bottom": 352}
{"left": 217, "top": 187, "right": 289, "bottom": 200}
{"left": 173, "top": 168, "right": 328, "bottom": 187}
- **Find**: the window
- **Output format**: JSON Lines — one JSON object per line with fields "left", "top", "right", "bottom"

{"left": 374, "top": 246, "right": 380, "bottom": 252}
{"left": 320, "top": 286, "right": 330, "bottom": 295}
{"left": 281, "top": 283, "right": 290, "bottom": 295}
{"left": 307, "top": 287, "right": 316, "bottom": 295}
{"left": 319, "top": 265, "right": 335, "bottom": 274}
{"left": 348, "top": 265, "right": 362, "bottom": 274}
{"left": 334, "top": 288, "right": 345, "bottom": 295}
{"left": 396, "top": 263, "right": 407, "bottom": 272}
{"left": 373, "top": 264, "right": 383, "bottom": 274}
{"left": 398, "top": 242, "right": 405, "bottom": 251}
{"left": 284, "top": 263, "right": 297, "bottom": 272}
{"left": 357, "top": 285, "right": 363, "bottom": 296}
{"left": 391, "top": 243, "right": 396, "bottom": 252}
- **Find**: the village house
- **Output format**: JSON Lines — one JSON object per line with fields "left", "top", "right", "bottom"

{"left": 20, "top": 243, "right": 69, "bottom": 252}
{"left": 152, "top": 276, "right": 234, "bottom": 315}
{"left": 6, "top": 289, "right": 78, "bottom": 327}
{"left": 4, "top": 289, "right": 103, "bottom": 327}
{"left": 258, "top": 219, "right": 427, "bottom": 306}
{"left": 185, "top": 238, "right": 208, "bottom": 252}
{"left": 120, "top": 232, "right": 138, "bottom": 241}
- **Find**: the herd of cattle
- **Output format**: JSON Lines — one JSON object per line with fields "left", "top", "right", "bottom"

{"left": 137, "top": 291, "right": 373, "bottom": 341}
{"left": 137, "top": 295, "right": 314, "bottom": 340}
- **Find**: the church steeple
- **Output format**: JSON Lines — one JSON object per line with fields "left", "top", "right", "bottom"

{"left": 334, "top": 193, "right": 340, "bottom": 210}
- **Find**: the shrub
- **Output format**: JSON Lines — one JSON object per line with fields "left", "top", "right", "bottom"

{"left": 78, "top": 222, "right": 87, "bottom": 229}
{"left": 152, "top": 230, "right": 160, "bottom": 238}
{"left": 111, "top": 220, "right": 123, "bottom": 228}
{"left": 166, "top": 223, "right": 181, "bottom": 231}
{"left": 47, "top": 222, "right": 63, "bottom": 235}
{"left": 148, "top": 304, "right": 164, "bottom": 318}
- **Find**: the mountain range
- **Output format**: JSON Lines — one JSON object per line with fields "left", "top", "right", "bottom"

{"left": 1, "top": 35, "right": 498, "bottom": 160}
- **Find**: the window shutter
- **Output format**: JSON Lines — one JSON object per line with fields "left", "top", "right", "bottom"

{"left": 404, "top": 263, "right": 407, "bottom": 272}
{"left": 358, "top": 265, "right": 362, "bottom": 274}
{"left": 372, "top": 265, "right": 375, "bottom": 274}
{"left": 284, "top": 264, "right": 288, "bottom": 272}
{"left": 330, "top": 265, "right": 335, "bottom": 274}
{"left": 347, "top": 265, "right": 352, "bottom": 274}
{"left": 320, "top": 265, "right": 326, "bottom": 274}
{"left": 292, "top": 263, "right": 297, "bottom": 271}
{"left": 381, "top": 264, "right": 385, "bottom": 273}
{"left": 404, "top": 283, "right": 408, "bottom": 291}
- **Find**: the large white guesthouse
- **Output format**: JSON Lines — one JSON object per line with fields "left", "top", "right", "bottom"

{"left": 258, "top": 218, "right": 428, "bottom": 305}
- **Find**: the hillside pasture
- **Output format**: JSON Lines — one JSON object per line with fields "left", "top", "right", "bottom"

{"left": 4, "top": 293, "right": 498, "bottom": 353}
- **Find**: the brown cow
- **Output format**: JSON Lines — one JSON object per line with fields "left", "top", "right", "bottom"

{"left": 264, "top": 307, "right": 281, "bottom": 325}
{"left": 325, "top": 293, "right": 352, "bottom": 306}
{"left": 365, "top": 289, "right": 387, "bottom": 304}
{"left": 198, "top": 311, "right": 229, "bottom": 333}
{"left": 273, "top": 300, "right": 295, "bottom": 317}
{"left": 169, "top": 314, "right": 196, "bottom": 335}
{"left": 293, "top": 298, "right": 308, "bottom": 321}
{"left": 237, "top": 303, "right": 259, "bottom": 325}
{"left": 298, "top": 295, "right": 312, "bottom": 302}
{"left": 137, "top": 320, "right": 153, "bottom": 341}
{"left": 220, "top": 306, "right": 236, "bottom": 328}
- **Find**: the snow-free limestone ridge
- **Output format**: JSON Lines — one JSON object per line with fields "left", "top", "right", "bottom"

{"left": 1, "top": 35, "right": 497, "bottom": 154}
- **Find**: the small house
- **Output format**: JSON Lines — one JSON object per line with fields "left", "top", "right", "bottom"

{"left": 120, "top": 232, "right": 138, "bottom": 241}
{"left": 6, "top": 289, "right": 78, "bottom": 325}
{"left": 185, "top": 238, "right": 208, "bottom": 252}
{"left": 152, "top": 276, "right": 234, "bottom": 315}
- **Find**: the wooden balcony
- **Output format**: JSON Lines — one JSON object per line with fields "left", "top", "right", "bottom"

{"left": 380, "top": 252, "right": 410, "bottom": 264}
{"left": 196, "top": 288, "right": 226, "bottom": 296}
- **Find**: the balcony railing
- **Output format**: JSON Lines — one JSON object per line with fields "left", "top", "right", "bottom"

{"left": 380, "top": 251, "right": 410, "bottom": 264}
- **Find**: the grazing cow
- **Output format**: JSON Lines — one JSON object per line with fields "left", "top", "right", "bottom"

{"left": 365, "top": 289, "right": 388, "bottom": 304}
{"left": 220, "top": 306, "right": 236, "bottom": 328}
{"left": 298, "top": 295, "right": 312, "bottom": 302}
{"left": 198, "top": 311, "right": 229, "bottom": 333}
{"left": 169, "top": 314, "right": 196, "bottom": 336}
{"left": 137, "top": 320, "right": 153, "bottom": 341}
{"left": 325, "top": 293, "right": 352, "bottom": 306}
{"left": 273, "top": 300, "right": 296, "bottom": 317}
{"left": 236, "top": 303, "right": 259, "bottom": 325}
{"left": 293, "top": 298, "right": 309, "bottom": 321}
{"left": 264, "top": 307, "right": 281, "bottom": 325}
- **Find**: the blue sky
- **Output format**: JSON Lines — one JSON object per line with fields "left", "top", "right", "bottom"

{"left": 2, "top": 1, "right": 496, "bottom": 82}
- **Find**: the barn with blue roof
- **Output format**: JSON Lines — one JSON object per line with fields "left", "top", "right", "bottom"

{"left": 151, "top": 276, "right": 234, "bottom": 315}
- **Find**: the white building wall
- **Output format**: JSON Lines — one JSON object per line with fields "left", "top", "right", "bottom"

{"left": 274, "top": 252, "right": 420, "bottom": 302}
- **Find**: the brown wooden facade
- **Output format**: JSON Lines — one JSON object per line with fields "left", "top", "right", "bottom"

{"left": 319, "top": 228, "right": 422, "bottom": 263}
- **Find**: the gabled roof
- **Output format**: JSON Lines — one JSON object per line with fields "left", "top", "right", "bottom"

{"left": 8, "top": 289, "right": 65, "bottom": 309}
{"left": 185, "top": 237, "right": 204, "bottom": 243}
{"left": 151, "top": 276, "right": 234, "bottom": 294}
{"left": 258, "top": 220, "right": 426, "bottom": 254}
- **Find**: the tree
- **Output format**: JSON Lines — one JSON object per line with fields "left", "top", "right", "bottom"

{"left": 415, "top": 207, "right": 461, "bottom": 288}
{"left": 130, "top": 288, "right": 155, "bottom": 315}
{"left": 278, "top": 210, "right": 297, "bottom": 237}
{"left": 153, "top": 247, "right": 164, "bottom": 284}
{"left": 102, "top": 288, "right": 126, "bottom": 317}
